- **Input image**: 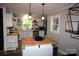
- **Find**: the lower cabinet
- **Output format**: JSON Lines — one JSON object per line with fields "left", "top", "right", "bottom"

{"left": 7, "top": 36, "right": 18, "bottom": 50}
{"left": 22, "top": 44, "right": 53, "bottom": 56}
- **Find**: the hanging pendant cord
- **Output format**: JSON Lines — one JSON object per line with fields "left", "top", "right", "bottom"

{"left": 29, "top": 3, "right": 31, "bottom": 14}
{"left": 42, "top": 3, "right": 45, "bottom": 16}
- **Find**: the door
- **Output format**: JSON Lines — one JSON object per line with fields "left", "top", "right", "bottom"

{"left": 0, "top": 8, "right": 4, "bottom": 50}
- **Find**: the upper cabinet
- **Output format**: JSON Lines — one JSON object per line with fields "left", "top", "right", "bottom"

{"left": 6, "top": 13, "right": 14, "bottom": 27}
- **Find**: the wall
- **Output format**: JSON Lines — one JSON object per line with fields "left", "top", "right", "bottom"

{"left": 47, "top": 10, "right": 79, "bottom": 54}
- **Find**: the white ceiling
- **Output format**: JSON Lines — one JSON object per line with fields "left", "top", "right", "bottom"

{"left": 0, "top": 3, "right": 75, "bottom": 17}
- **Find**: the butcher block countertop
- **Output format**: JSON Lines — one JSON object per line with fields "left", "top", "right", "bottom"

{"left": 21, "top": 37, "right": 58, "bottom": 46}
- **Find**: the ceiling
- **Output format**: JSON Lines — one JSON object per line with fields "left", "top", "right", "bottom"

{"left": 0, "top": 3, "right": 75, "bottom": 18}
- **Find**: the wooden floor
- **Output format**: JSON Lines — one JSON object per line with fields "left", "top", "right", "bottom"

{"left": 0, "top": 49, "right": 62, "bottom": 56}
{"left": 0, "top": 41, "right": 60, "bottom": 56}
{"left": 0, "top": 41, "right": 22, "bottom": 56}
{"left": 0, "top": 50, "right": 22, "bottom": 56}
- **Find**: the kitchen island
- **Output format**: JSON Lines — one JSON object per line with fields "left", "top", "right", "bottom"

{"left": 21, "top": 37, "right": 58, "bottom": 56}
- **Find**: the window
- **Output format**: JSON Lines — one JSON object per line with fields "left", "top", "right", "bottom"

{"left": 50, "top": 15, "right": 60, "bottom": 33}
{"left": 22, "top": 14, "right": 32, "bottom": 30}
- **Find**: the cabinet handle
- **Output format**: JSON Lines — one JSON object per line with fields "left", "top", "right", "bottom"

{"left": 38, "top": 45, "right": 40, "bottom": 48}
{"left": 23, "top": 46, "right": 25, "bottom": 50}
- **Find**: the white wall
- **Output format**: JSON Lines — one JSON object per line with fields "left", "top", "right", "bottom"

{"left": 47, "top": 10, "right": 79, "bottom": 54}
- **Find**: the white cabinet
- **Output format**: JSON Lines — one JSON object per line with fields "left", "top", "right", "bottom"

{"left": 6, "top": 13, "right": 13, "bottom": 27}
{"left": 22, "top": 44, "right": 53, "bottom": 56}
{"left": 7, "top": 36, "right": 18, "bottom": 50}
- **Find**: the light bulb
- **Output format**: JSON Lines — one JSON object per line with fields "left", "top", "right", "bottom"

{"left": 42, "top": 16, "right": 45, "bottom": 20}
{"left": 29, "top": 15, "right": 32, "bottom": 19}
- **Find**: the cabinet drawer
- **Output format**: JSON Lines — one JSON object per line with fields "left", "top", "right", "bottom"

{"left": 7, "top": 47, "right": 16, "bottom": 50}
{"left": 7, "top": 36, "right": 18, "bottom": 50}
{"left": 7, "top": 42, "right": 18, "bottom": 47}
{"left": 7, "top": 40, "right": 17, "bottom": 43}
{"left": 7, "top": 36, "right": 18, "bottom": 42}
{"left": 7, "top": 42, "right": 18, "bottom": 50}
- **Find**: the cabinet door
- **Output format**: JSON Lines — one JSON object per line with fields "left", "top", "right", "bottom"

{"left": 6, "top": 13, "right": 13, "bottom": 27}
{"left": 7, "top": 36, "right": 18, "bottom": 50}
{"left": 22, "top": 44, "right": 53, "bottom": 56}
{"left": 7, "top": 36, "right": 18, "bottom": 42}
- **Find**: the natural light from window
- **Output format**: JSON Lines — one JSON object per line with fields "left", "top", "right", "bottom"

{"left": 22, "top": 14, "right": 32, "bottom": 30}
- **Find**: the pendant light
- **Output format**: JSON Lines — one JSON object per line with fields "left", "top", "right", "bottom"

{"left": 28, "top": 3, "right": 32, "bottom": 20}
{"left": 41, "top": 3, "right": 45, "bottom": 20}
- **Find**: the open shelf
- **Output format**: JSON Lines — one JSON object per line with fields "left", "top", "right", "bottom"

{"left": 65, "top": 3, "right": 79, "bottom": 38}
{"left": 65, "top": 21, "right": 79, "bottom": 35}
{"left": 65, "top": 29, "right": 79, "bottom": 35}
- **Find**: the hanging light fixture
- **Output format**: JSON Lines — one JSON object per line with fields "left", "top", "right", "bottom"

{"left": 28, "top": 3, "right": 32, "bottom": 20}
{"left": 41, "top": 3, "right": 45, "bottom": 20}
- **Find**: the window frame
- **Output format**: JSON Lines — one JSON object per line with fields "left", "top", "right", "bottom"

{"left": 22, "top": 19, "right": 32, "bottom": 30}
{"left": 50, "top": 15, "right": 60, "bottom": 33}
